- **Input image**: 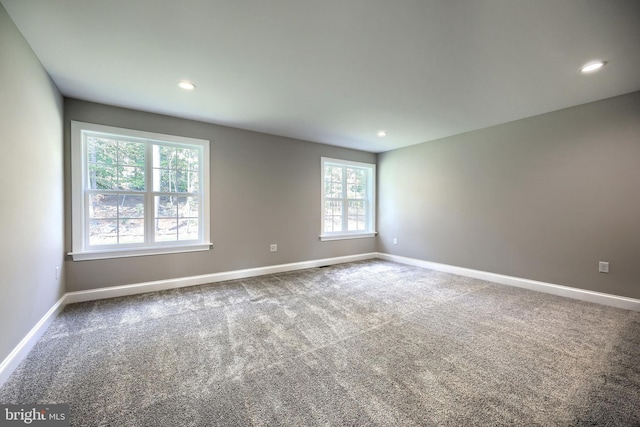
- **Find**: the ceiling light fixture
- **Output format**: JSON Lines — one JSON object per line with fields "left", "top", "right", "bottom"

{"left": 178, "top": 80, "right": 196, "bottom": 90}
{"left": 377, "top": 130, "right": 387, "bottom": 137}
{"left": 580, "top": 61, "right": 606, "bottom": 74}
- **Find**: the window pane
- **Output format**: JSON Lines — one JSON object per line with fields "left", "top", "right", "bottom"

{"left": 118, "top": 195, "right": 144, "bottom": 219}
{"left": 333, "top": 183, "right": 344, "bottom": 198}
{"left": 176, "top": 170, "right": 192, "bottom": 193}
{"left": 155, "top": 218, "right": 178, "bottom": 242}
{"left": 323, "top": 217, "right": 333, "bottom": 233}
{"left": 178, "top": 219, "right": 199, "bottom": 241}
{"left": 89, "top": 219, "right": 118, "bottom": 245}
{"left": 324, "top": 181, "right": 332, "bottom": 195}
{"left": 187, "top": 172, "right": 199, "bottom": 192}
{"left": 347, "top": 168, "right": 366, "bottom": 199}
{"left": 175, "top": 170, "right": 185, "bottom": 193}
{"left": 87, "top": 137, "right": 117, "bottom": 166}
{"left": 178, "top": 148, "right": 199, "bottom": 171}
{"left": 324, "top": 215, "right": 342, "bottom": 233}
{"left": 118, "top": 166, "right": 145, "bottom": 191}
{"left": 325, "top": 166, "right": 342, "bottom": 182}
{"left": 88, "top": 163, "right": 117, "bottom": 190}
{"left": 348, "top": 216, "right": 366, "bottom": 231}
{"left": 89, "top": 194, "right": 118, "bottom": 219}
{"left": 117, "top": 141, "right": 145, "bottom": 166}
{"left": 348, "top": 201, "right": 365, "bottom": 215}
{"left": 87, "top": 138, "right": 147, "bottom": 191}
{"left": 118, "top": 219, "right": 145, "bottom": 243}
{"left": 332, "top": 216, "right": 342, "bottom": 232}
{"left": 347, "top": 201, "right": 366, "bottom": 231}
{"left": 324, "top": 166, "right": 344, "bottom": 199}
{"left": 156, "top": 169, "right": 176, "bottom": 192}
{"left": 178, "top": 196, "right": 199, "bottom": 218}
{"left": 155, "top": 196, "right": 177, "bottom": 218}
{"left": 89, "top": 195, "right": 145, "bottom": 245}
{"left": 324, "top": 201, "right": 342, "bottom": 216}
{"left": 155, "top": 145, "right": 176, "bottom": 169}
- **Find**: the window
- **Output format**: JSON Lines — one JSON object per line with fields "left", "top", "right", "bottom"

{"left": 321, "top": 157, "right": 376, "bottom": 241}
{"left": 70, "top": 121, "right": 210, "bottom": 260}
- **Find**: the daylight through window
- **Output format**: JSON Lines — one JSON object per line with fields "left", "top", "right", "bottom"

{"left": 70, "top": 121, "right": 210, "bottom": 260}
{"left": 321, "top": 157, "right": 376, "bottom": 240}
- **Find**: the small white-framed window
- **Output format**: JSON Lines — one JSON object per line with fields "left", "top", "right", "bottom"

{"left": 320, "top": 157, "right": 376, "bottom": 241}
{"left": 70, "top": 121, "right": 211, "bottom": 260}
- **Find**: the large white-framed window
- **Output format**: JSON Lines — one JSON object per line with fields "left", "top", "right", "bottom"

{"left": 320, "top": 157, "right": 376, "bottom": 241}
{"left": 70, "top": 121, "right": 211, "bottom": 260}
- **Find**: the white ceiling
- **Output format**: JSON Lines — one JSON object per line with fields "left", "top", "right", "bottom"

{"left": 3, "top": 0, "right": 639, "bottom": 152}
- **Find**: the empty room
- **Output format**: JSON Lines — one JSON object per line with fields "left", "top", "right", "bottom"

{"left": 1, "top": 1, "right": 639, "bottom": 425}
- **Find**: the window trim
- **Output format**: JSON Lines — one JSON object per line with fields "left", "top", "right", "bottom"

{"left": 320, "top": 157, "right": 377, "bottom": 241}
{"left": 69, "top": 121, "right": 211, "bottom": 261}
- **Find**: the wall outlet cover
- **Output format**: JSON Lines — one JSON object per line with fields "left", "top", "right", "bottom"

{"left": 598, "top": 261, "right": 609, "bottom": 273}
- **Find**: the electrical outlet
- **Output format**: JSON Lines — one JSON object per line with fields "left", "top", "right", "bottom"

{"left": 598, "top": 261, "right": 609, "bottom": 273}
{"left": 270, "top": 244, "right": 278, "bottom": 252}
{"left": 393, "top": 238, "right": 398, "bottom": 245}
{"left": 55, "top": 266, "right": 60, "bottom": 280}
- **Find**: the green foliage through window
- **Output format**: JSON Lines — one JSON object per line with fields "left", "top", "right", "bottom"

{"left": 321, "top": 158, "right": 375, "bottom": 236}
{"left": 83, "top": 131, "right": 204, "bottom": 246}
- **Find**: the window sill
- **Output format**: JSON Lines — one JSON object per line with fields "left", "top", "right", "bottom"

{"left": 319, "top": 232, "right": 377, "bottom": 242}
{"left": 68, "top": 243, "right": 213, "bottom": 261}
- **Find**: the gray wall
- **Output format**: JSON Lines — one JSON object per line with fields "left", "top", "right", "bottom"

{"left": 378, "top": 91, "right": 640, "bottom": 299}
{"left": 64, "top": 99, "right": 377, "bottom": 291}
{"left": 0, "top": 4, "right": 65, "bottom": 364}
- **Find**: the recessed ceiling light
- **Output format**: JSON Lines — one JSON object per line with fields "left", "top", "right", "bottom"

{"left": 178, "top": 80, "right": 196, "bottom": 90}
{"left": 377, "top": 130, "right": 387, "bottom": 137}
{"left": 580, "top": 61, "right": 606, "bottom": 74}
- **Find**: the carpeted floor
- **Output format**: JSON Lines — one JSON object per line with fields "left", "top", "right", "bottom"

{"left": 1, "top": 260, "right": 639, "bottom": 426}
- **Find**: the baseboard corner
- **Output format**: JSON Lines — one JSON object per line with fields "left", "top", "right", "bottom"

{"left": 0, "top": 295, "right": 67, "bottom": 388}
{"left": 375, "top": 252, "right": 640, "bottom": 312}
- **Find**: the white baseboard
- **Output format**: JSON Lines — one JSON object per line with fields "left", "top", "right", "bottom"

{"left": 0, "top": 295, "right": 67, "bottom": 388}
{"left": 3, "top": 251, "right": 638, "bottom": 388}
{"left": 65, "top": 253, "right": 378, "bottom": 304}
{"left": 376, "top": 253, "right": 640, "bottom": 311}
{"left": 0, "top": 253, "right": 377, "bottom": 388}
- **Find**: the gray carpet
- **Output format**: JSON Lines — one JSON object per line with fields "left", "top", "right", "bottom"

{"left": 1, "top": 260, "right": 639, "bottom": 426}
